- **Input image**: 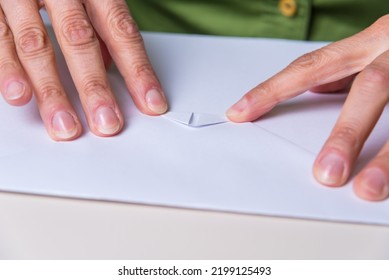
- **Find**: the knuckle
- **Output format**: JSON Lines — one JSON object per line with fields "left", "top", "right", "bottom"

{"left": 373, "top": 14, "right": 389, "bottom": 28}
{"left": 82, "top": 79, "right": 108, "bottom": 98}
{"left": 61, "top": 14, "right": 96, "bottom": 48}
{"left": 0, "top": 60, "right": 19, "bottom": 72}
{"left": 131, "top": 62, "right": 153, "bottom": 79}
{"left": 330, "top": 124, "right": 361, "bottom": 151}
{"left": 0, "top": 20, "right": 9, "bottom": 38}
{"left": 108, "top": 6, "right": 141, "bottom": 42}
{"left": 360, "top": 64, "right": 389, "bottom": 86}
{"left": 287, "top": 46, "right": 347, "bottom": 85}
{"left": 37, "top": 84, "right": 65, "bottom": 103}
{"left": 363, "top": 15, "right": 389, "bottom": 40}
{"left": 290, "top": 50, "right": 326, "bottom": 71}
{"left": 286, "top": 50, "right": 331, "bottom": 84}
{"left": 17, "top": 26, "right": 48, "bottom": 55}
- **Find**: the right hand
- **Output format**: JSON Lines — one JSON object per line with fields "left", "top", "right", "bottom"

{"left": 227, "top": 15, "right": 389, "bottom": 201}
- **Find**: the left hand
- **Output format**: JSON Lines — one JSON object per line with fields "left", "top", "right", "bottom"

{"left": 227, "top": 15, "right": 389, "bottom": 201}
{"left": 0, "top": 0, "right": 167, "bottom": 141}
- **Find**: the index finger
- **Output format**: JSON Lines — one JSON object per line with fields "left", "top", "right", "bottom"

{"left": 226, "top": 22, "right": 389, "bottom": 122}
{"left": 85, "top": 0, "right": 168, "bottom": 115}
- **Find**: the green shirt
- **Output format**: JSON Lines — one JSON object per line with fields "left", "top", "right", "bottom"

{"left": 126, "top": 0, "right": 388, "bottom": 41}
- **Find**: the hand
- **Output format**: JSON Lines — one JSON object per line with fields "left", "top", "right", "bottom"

{"left": 0, "top": 0, "right": 167, "bottom": 140}
{"left": 227, "top": 15, "right": 389, "bottom": 201}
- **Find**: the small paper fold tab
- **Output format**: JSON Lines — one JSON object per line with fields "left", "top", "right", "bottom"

{"left": 163, "top": 112, "right": 227, "bottom": 127}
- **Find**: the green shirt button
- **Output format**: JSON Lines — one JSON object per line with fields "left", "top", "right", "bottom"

{"left": 279, "top": 0, "right": 298, "bottom": 17}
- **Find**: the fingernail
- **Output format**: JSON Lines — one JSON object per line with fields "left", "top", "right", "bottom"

{"left": 95, "top": 106, "right": 121, "bottom": 135}
{"left": 52, "top": 111, "right": 78, "bottom": 139}
{"left": 315, "top": 152, "right": 347, "bottom": 185}
{"left": 146, "top": 89, "right": 167, "bottom": 114}
{"left": 226, "top": 98, "right": 248, "bottom": 118}
{"left": 5, "top": 81, "right": 25, "bottom": 100}
{"left": 360, "top": 168, "right": 389, "bottom": 197}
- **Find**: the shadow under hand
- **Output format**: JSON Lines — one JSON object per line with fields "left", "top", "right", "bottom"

{"left": 255, "top": 91, "right": 389, "bottom": 182}
{"left": 258, "top": 92, "right": 348, "bottom": 121}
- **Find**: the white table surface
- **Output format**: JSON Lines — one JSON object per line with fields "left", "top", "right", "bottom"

{"left": 1, "top": 191, "right": 388, "bottom": 259}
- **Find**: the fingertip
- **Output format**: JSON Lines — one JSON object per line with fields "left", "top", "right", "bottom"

{"left": 92, "top": 105, "right": 123, "bottom": 137}
{"left": 226, "top": 98, "right": 250, "bottom": 122}
{"left": 354, "top": 168, "right": 389, "bottom": 202}
{"left": 226, "top": 92, "right": 278, "bottom": 123}
{"left": 2, "top": 80, "right": 32, "bottom": 106}
{"left": 313, "top": 150, "right": 349, "bottom": 187}
{"left": 145, "top": 88, "right": 168, "bottom": 115}
{"left": 50, "top": 110, "right": 83, "bottom": 141}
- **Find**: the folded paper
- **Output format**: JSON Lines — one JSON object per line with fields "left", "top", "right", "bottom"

{"left": 163, "top": 112, "right": 227, "bottom": 127}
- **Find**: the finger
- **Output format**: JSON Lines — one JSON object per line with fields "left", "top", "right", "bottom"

{"left": 309, "top": 75, "right": 356, "bottom": 93}
{"left": 353, "top": 141, "right": 389, "bottom": 201}
{"left": 1, "top": 0, "right": 82, "bottom": 140}
{"left": 0, "top": 7, "right": 32, "bottom": 106}
{"left": 85, "top": 0, "right": 168, "bottom": 115}
{"left": 226, "top": 17, "right": 389, "bottom": 122}
{"left": 45, "top": 0, "right": 124, "bottom": 137}
{"left": 313, "top": 50, "right": 389, "bottom": 187}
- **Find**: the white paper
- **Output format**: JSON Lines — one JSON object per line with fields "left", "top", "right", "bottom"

{"left": 0, "top": 23, "right": 388, "bottom": 226}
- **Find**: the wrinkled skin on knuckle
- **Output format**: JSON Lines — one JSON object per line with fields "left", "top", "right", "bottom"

{"left": 0, "top": 59, "right": 18, "bottom": 72}
{"left": 0, "top": 20, "right": 9, "bottom": 38}
{"left": 60, "top": 14, "right": 96, "bottom": 48}
{"left": 284, "top": 50, "right": 329, "bottom": 85}
{"left": 108, "top": 5, "right": 141, "bottom": 43}
{"left": 82, "top": 79, "right": 108, "bottom": 98}
{"left": 354, "top": 63, "right": 389, "bottom": 105}
{"left": 17, "top": 26, "right": 48, "bottom": 56}
{"left": 287, "top": 44, "right": 356, "bottom": 86}
{"left": 37, "top": 84, "right": 65, "bottom": 103}
{"left": 329, "top": 124, "right": 362, "bottom": 152}
{"left": 289, "top": 50, "right": 326, "bottom": 71}
{"left": 290, "top": 44, "right": 349, "bottom": 72}
{"left": 131, "top": 62, "right": 154, "bottom": 79}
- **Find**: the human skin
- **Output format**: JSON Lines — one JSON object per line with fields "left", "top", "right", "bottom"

{"left": 0, "top": 0, "right": 167, "bottom": 140}
{"left": 227, "top": 15, "right": 389, "bottom": 202}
